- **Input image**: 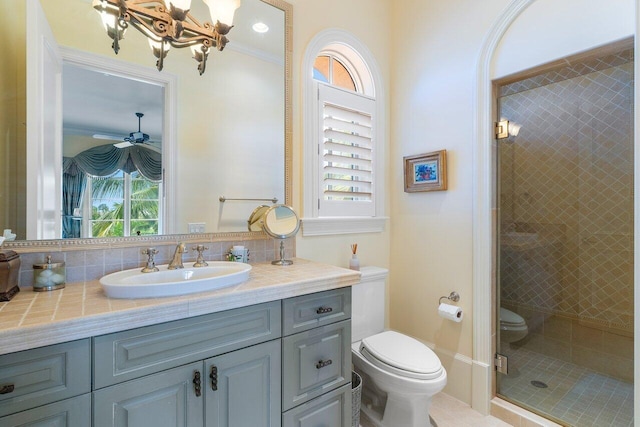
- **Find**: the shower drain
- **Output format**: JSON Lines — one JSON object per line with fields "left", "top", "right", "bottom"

{"left": 531, "top": 380, "right": 548, "bottom": 389}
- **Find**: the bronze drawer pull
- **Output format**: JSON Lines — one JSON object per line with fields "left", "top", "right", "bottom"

{"left": 316, "top": 306, "right": 333, "bottom": 314}
{"left": 210, "top": 365, "right": 218, "bottom": 391}
{"left": 193, "top": 370, "right": 202, "bottom": 397}
{"left": 0, "top": 384, "right": 14, "bottom": 394}
{"left": 316, "top": 359, "right": 333, "bottom": 369}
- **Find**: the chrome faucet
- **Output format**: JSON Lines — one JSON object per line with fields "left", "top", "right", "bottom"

{"left": 168, "top": 242, "right": 186, "bottom": 270}
{"left": 141, "top": 248, "right": 159, "bottom": 273}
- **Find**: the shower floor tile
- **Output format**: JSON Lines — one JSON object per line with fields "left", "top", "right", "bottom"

{"left": 499, "top": 346, "right": 633, "bottom": 426}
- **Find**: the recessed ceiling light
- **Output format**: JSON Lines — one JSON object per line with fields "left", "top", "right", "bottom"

{"left": 252, "top": 22, "right": 269, "bottom": 33}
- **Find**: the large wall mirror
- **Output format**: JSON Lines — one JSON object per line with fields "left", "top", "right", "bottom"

{"left": 0, "top": 0, "right": 291, "bottom": 247}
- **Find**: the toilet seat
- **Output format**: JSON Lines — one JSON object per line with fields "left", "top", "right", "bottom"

{"left": 360, "top": 331, "right": 443, "bottom": 380}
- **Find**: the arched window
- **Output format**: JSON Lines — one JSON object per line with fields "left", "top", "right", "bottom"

{"left": 303, "top": 32, "right": 386, "bottom": 235}
{"left": 313, "top": 54, "right": 356, "bottom": 92}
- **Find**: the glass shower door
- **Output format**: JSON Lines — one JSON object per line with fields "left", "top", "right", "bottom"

{"left": 495, "top": 44, "right": 634, "bottom": 427}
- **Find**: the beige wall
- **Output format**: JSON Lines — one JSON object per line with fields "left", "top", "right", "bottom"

{"left": 289, "top": 0, "right": 392, "bottom": 270}
{"left": 0, "top": 0, "right": 26, "bottom": 238}
{"left": 388, "top": 0, "right": 510, "bottom": 401}
{"left": 387, "top": 0, "right": 634, "bottom": 404}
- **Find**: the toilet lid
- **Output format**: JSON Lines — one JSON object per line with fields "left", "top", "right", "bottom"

{"left": 500, "top": 308, "right": 525, "bottom": 326}
{"left": 360, "top": 331, "right": 443, "bottom": 380}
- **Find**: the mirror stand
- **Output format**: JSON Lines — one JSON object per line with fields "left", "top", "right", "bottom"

{"left": 249, "top": 204, "right": 299, "bottom": 266}
{"left": 272, "top": 240, "right": 293, "bottom": 266}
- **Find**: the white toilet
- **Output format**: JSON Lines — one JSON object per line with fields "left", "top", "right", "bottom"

{"left": 352, "top": 267, "right": 447, "bottom": 427}
{"left": 499, "top": 307, "right": 528, "bottom": 343}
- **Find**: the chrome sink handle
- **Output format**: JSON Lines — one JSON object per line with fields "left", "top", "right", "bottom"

{"left": 141, "top": 248, "right": 159, "bottom": 273}
{"left": 192, "top": 245, "right": 209, "bottom": 267}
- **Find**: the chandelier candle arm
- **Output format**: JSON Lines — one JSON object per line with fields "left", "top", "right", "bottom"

{"left": 92, "top": 0, "right": 239, "bottom": 75}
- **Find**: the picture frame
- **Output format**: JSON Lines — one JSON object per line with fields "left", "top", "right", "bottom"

{"left": 403, "top": 150, "right": 447, "bottom": 192}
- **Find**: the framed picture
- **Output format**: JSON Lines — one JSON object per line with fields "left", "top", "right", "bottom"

{"left": 403, "top": 150, "right": 447, "bottom": 192}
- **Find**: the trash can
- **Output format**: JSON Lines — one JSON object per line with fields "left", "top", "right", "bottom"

{"left": 352, "top": 371, "right": 363, "bottom": 427}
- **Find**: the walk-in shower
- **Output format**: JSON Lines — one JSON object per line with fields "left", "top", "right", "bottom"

{"left": 496, "top": 40, "right": 634, "bottom": 426}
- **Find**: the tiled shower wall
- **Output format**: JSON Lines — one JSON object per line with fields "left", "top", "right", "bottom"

{"left": 499, "top": 48, "right": 634, "bottom": 337}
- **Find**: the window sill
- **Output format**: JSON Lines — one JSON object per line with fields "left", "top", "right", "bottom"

{"left": 301, "top": 217, "right": 387, "bottom": 236}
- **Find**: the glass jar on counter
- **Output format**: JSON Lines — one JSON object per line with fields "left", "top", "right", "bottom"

{"left": 33, "top": 256, "right": 66, "bottom": 291}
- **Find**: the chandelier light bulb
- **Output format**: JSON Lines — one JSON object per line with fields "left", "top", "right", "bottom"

{"left": 169, "top": 0, "right": 192, "bottom": 11}
{"left": 148, "top": 38, "right": 171, "bottom": 52}
{"left": 204, "top": 0, "right": 241, "bottom": 26}
{"left": 100, "top": 11, "right": 116, "bottom": 31}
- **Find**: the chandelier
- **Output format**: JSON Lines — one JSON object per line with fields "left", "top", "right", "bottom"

{"left": 92, "top": 0, "right": 241, "bottom": 75}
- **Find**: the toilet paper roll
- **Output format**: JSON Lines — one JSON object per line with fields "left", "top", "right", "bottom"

{"left": 438, "top": 303, "right": 463, "bottom": 322}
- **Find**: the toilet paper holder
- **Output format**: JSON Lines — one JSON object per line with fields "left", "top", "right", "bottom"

{"left": 438, "top": 291, "right": 460, "bottom": 306}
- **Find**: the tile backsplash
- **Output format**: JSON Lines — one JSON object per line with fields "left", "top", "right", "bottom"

{"left": 10, "top": 237, "right": 294, "bottom": 288}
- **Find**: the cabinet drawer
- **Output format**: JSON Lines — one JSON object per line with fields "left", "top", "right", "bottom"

{"left": 0, "top": 339, "right": 91, "bottom": 417}
{"left": 282, "top": 320, "right": 351, "bottom": 411}
{"left": 282, "top": 383, "right": 351, "bottom": 427}
{"left": 0, "top": 394, "right": 91, "bottom": 427}
{"left": 283, "top": 288, "right": 351, "bottom": 336}
{"left": 94, "top": 301, "right": 281, "bottom": 389}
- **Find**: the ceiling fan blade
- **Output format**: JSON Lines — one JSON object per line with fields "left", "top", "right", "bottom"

{"left": 94, "top": 133, "right": 126, "bottom": 141}
{"left": 114, "top": 141, "right": 134, "bottom": 148}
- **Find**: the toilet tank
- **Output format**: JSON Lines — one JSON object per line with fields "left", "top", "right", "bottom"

{"left": 352, "top": 266, "right": 389, "bottom": 342}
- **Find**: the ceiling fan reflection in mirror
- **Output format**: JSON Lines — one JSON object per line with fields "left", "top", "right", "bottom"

{"left": 93, "top": 112, "right": 162, "bottom": 153}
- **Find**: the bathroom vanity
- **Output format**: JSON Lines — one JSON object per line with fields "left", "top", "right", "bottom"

{"left": 0, "top": 259, "right": 358, "bottom": 427}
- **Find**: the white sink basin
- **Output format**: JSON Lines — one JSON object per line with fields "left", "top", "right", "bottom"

{"left": 100, "top": 262, "right": 252, "bottom": 299}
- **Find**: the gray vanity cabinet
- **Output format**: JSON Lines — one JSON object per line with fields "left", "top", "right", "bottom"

{"left": 0, "top": 339, "right": 91, "bottom": 424}
{"left": 93, "top": 301, "right": 281, "bottom": 389}
{"left": 93, "top": 340, "right": 281, "bottom": 427}
{"left": 205, "top": 339, "right": 281, "bottom": 427}
{"left": 0, "top": 287, "right": 353, "bottom": 427}
{"left": 282, "top": 383, "right": 351, "bottom": 427}
{"left": 93, "top": 362, "right": 204, "bottom": 427}
{"left": 282, "top": 320, "right": 351, "bottom": 411}
{"left": 281, "top": 288, "right": 352, "bottom": 427}
{"left": 0, "top": 394, "right": 91, "bottom": 427}
{"left": 92, "top": 301, "right": 282, "bottom": 427}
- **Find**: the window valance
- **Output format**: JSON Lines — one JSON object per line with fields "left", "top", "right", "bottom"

{"left": 63, "top": 144, "right": 162, "bottom": 182}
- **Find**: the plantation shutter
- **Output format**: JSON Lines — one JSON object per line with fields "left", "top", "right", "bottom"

{"left": 318, "top": 83, "right": 376, "bottom": 217}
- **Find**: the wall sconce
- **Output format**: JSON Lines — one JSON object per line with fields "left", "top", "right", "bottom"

{"left": 496, "top": 118, "right": 522, "bottom": 139}
{"left": 92, "top": 0, "right": 241, "bottom": 75}
{"left": 507, "top": 121, "right": 521, "bottom": 137}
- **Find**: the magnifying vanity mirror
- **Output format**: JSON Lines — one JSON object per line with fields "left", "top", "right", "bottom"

{"left": 251, "top": 205, "right": 299, "bottom": 265}
{"left": 0, "top": 0, "right": 291, "bottom": 249}
{"left": 247, "top": 205, "right": 271, "bottom": 232}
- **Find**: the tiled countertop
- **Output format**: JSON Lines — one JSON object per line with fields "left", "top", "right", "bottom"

{"left": 0, "top": 259, "right": 360, "bottom": 356}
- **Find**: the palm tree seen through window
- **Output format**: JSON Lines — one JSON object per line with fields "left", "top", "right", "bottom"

{"left": 88, "top": 170, "right": 161, "bottom": 237}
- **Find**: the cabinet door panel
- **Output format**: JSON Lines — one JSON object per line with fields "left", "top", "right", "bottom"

{"left": 282, "top": 320, "right": 351, "bottom": 411}
{"left": 0, "top": 339, "right": 91, "bottom": 417}
{"left": 93, "top": 362, "right": 204, "bottom": 427}
{"left": 282, "top": 383, "right": 351, "bottom": 427}
{"left": 205, "top": 340, "right": 281, "bottom": 427}
{"left": 0, "top": 394, "right": 91, "bottom": 427}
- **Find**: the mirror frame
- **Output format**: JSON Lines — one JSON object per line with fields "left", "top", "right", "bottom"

{"left": 4, "top": 0, "right": 292, "bottom": 252}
